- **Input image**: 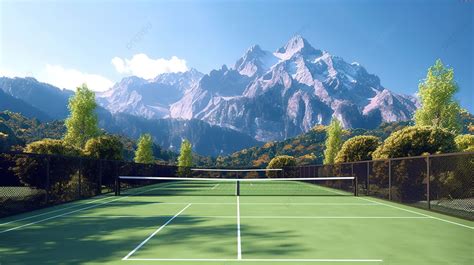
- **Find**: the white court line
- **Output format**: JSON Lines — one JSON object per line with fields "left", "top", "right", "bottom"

{"left": 122, "top": 204, "right": 191, "bottom": 260}
{"left": 105, "top": 202, "right": 378, "bottom": 206}
{"left": 211, "top": 184, "right": 220, "bottom": 190}
{"left": 73, "top": 215, "right": 430, "bottom": 219}
{"left": 0, "top": 183, "right": 176, "bottom": 234}
{"left": 198, "top": 216, "right": 430, "bottom": 219}
{"left": 237, "top": 196, "right": 242, "bottom": 260}
{"left": 357, "top": 197, "right": 474, "bottom": 230}
{"left": 124, "top": 258, "right": 383, "bottom": 262}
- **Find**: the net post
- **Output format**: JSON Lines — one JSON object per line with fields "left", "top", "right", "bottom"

{"left": 236, "top": 172, "right": 240, "bottom": 196}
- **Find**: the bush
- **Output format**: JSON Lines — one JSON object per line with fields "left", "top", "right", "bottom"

{"left": 267, "top": 155, "right": 296, "bottom": 177}
{"left": 24, "top": 139, "right": 82, "bottom": 156}
{"left": 84, "top": 135, "right": 123, "bottom": 160}
{"left": 14, "top": 139, "right": 81, "bottom": 188}
{"left": 372, "top": 126, "right": 457, "bottom": 159}
{"left": 335, "top": 136, "right": 380, "bottom": 163}
{"left": 455, "top": 134, "right": 474, "bottom": 152}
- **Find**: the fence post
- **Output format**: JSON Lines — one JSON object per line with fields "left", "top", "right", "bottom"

{"left": 426, "top": 155, "right": 431, "bottom": 209}
{"left": 388, "top": 159, "right": 392, "bottom": 201}
{"left": 45, "top": 156, "right": 50, "bottom": 204}
{"left": 366, "top": 161, "right": 370, "bottom": 196}
{"left": 114, "top": 161, "right": 119, "bottom": 196}
{"left": 98, "top": 160, "right": 102, "bottom": 195}
{"left": 351, "top": 163, "right": 355, "bottom": 195}
{"left": 78, "top": 158, "right": 82, "bottom": 199}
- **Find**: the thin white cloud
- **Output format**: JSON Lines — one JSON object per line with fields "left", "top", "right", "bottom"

{"left": 38, "top": 64, "right": 114, "bottom": 92}
{"left": 111, "top": 53, "right": 188, "bottom": 79}
{"left": 0, "top": 68, "right": 32, "bottom": 78}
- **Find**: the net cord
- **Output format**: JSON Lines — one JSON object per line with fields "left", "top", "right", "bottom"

{"left": 118, "top": 176, "right": 355, "bottom": 181}
{"left": 190, "top": 168, "right": 283, "bottom": 172}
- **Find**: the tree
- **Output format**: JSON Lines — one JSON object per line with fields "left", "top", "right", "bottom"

{"left": 84, "top": 135, "right": 124, "bottom": 160}
{"left": 335, "top": 136, "right": 380, "bottom": 163}
{"left": 64, "top": 84, "right": 100, "bottom": 148}
{"left": 372, "top": 126, "right": 457, "bottom": 159}
{"left": 178, "top": 139, "right": 193, "bottom": 177}
{"left": 455, "top": 134, "right": 474, "bottom": 152}
{"left": 267, "top": 155, "right": 297, "bottom": 177}
{"left": 178, "top": 139, "right": 193, "bottom": 168}
{"left": 323, "top": 118, "right": 343, "bottom": 164}
{"left": 134, "top": 134, "right": 154, "bottom": 164}
{"left": 414, "top": 59, "right": 461, "bottom": 133}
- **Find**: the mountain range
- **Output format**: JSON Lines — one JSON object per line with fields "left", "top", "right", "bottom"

{"left": 0, "top": 36, "right": 418, "bottom": 155}
{"left": 99, "top": 36, "right": 417, "bottom": 142}
{"left": 0, "top": 77, "right": 258, "bottom": 156}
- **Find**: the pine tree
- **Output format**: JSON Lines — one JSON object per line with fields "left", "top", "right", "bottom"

{"left": 414, "top": 59, "right": 461, "bottom": 133}
{"left": 64, "top": 84, "right": 99, "bottom": 148}
{"left": 323, "top": 118, "right": 343, "bottom": 165}
{"left": 134, "top": 134, "right": 154, "bottom": 164}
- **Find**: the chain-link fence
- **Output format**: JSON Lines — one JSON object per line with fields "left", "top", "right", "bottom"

{"left": 1, "top": 151, "right": 472, "bottom": 220}
{"left": 0, "top": 153, "right": 118, "bottom": 217}
{"left": 293, "top": 152, "right": 473, "bottom": 220}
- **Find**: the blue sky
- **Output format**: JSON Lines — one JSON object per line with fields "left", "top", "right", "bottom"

{"left": 1, "top": 0, "right": 473, "bottom": 111}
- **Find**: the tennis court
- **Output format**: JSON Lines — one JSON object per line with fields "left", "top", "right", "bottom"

{"left": 0, "top": 177, "right": 473, "bottom": 265}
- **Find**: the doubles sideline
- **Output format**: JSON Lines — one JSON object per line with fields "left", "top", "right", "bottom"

{"left": 0, "top": 183, "right": 176, "bottom": 234}
{"left": 315, "top": 184, "right": 474, "bottom": 230}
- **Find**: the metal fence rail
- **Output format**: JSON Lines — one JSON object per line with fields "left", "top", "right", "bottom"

{"left": 292, "top": 152, "right": 474, "bottom": 220}
{"left": 0, "top": 151, "right": 472, "bottom": 219}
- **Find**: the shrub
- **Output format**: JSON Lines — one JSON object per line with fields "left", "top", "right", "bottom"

{"left": 84, "top": 135, "right": 123, "bottom": 160}
{"left": 372, "top": 126, "right": 457, "bottom": 159}
{"left": 24, "top": 139, "right": 82, "bottom": 156}
{"left": 15, "top": 139, "right": 82, "bottom": 188}
{"left": 454, "top": 134, "right": 474, "bottom": 152}
{"left": 335, "top": 136, "right": 380, "bottom": 163}
{"left": 267, "top": 155, "right": 296, "bottom": 177}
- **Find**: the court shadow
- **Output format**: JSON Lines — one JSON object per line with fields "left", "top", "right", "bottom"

{"left": 0, "top": 213, "right": 307, "bottom": 264}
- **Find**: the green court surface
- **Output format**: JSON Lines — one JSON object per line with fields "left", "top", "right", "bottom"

{"left": 0, "top": 181, "right": 473, "bottom": 265}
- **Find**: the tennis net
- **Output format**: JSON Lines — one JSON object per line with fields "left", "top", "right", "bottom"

{"left": 117, "top": 168, "right": 357, "bottom": 196}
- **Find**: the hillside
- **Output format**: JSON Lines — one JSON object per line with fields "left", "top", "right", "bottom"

{"left": 216, "top": 111, "right": 473, "bottom": 168}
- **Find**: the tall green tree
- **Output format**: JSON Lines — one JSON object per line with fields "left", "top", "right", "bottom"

{"left": 178, "top": 139, "right": 193, "bottom": 168}
{"left": 84, "top": 135, "right": 124, "bottom": 160}
{"left": 134, "top": 134, "right": 154, "bottom": 164}
{"left": 323, "top": 118, "right": 343, "bottom": 165}
{"left": 414, "top": 59, "right": 461, "bottom": 133}
{"left": 64, "top": 84, "right": 100, "bottom": 148}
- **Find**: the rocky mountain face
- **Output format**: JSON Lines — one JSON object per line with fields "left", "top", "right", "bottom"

{"left": 98, "top": 111, "right": 260, "bottom": 156}
{"left": 0, "top": 77, "right": 259, "bottom": 156}
{"left": 0, "top": 77, "right": 73, "bottom": 119}
{"left": 97, "top": 69, "right": 203, "bottom": 119}
{"left": 169, "top": 36, "right": 417, "bottom": 141}
{"left": 0, "top": 35, "right": 418, "bottom": 153}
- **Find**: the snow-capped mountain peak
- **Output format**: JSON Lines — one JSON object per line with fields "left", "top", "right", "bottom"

{"left": 234, "top": 45, "right": 278, "bottom": 77}
{"left": 274, "top": 35, "right": 322, "bottom": 60}
{"left": 100, "top": 36, "right": 417, "bottom": 142}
